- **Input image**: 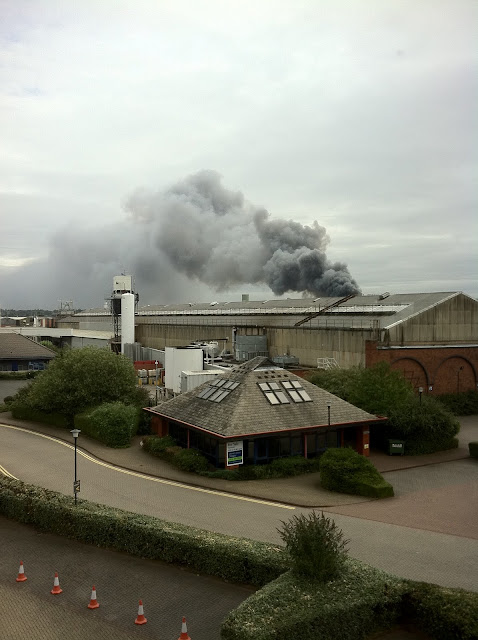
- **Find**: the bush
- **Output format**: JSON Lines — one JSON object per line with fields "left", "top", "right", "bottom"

{"left": 402, "top": 581, "right": 478, "bottom": 640}
{"left": 278, "top": 512, "right": 349, "bottom": 582}
{"left": 11, "top": 404, "right": 68, "bottom": 428}
{"left": 319, "top": 448, "right": 394, "bottom": 498}
{"left": 75, "top": 402, "right": 138, "bottom": 447}
{"left": 142, "top": 434, "right": 176, "bottom": 455}
{"left": 173, "top": 448, "right": 210, "bottom": 474}
{"left": 469, "top": 442, "right": 478, "bottom": 459}
{"left": 0, "top": 476, "right": 288, "bottom": 587}
{"left": 435, "top": 390, "right": 478, "bottom": 416}
{"left": 3, "top": 395, "right": 14, "bottom": 404}
{"left": 221, "top": 559, "right": 406, "bottom": 640}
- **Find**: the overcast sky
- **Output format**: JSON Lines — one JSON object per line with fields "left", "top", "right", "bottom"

{"left": 1, "top": 0, "right": 476, "bottom": 310}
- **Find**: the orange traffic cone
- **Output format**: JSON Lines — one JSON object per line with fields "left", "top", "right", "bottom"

{"left": 178, "top": 616, "right": 191, "bottom": 640}
{"left": 16, "top": 561, "right": 27, "bottom": 582}
{"left": 135, "top": 600, "right": 147, "bottom": 625}
{"left": 88, "top": 585, "right": 99, "bottom": 609}
{"left": 50, "top": 572, "right": 63, "bottom": 595}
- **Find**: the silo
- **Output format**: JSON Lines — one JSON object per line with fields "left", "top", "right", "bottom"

{"left": 121, "top": 293, "right": 135, "bottom": 354}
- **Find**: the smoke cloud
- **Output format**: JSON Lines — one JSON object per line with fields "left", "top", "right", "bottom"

{"left": 125, "top": 170, "right": 360, "bottom": 298}
{"left": 2, "top": 170, "right": 360, "bottom": 308}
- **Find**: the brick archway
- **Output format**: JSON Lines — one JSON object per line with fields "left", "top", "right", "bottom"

{"left": 433, "top": 356, "right": 477, "bottom": 395}
{"left": 390, "top": 357, "right": 429, "bottom": 391}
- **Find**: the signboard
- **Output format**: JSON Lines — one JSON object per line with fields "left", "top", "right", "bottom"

{"left": 73, "top": 480, "right": 81, "bottom": 493}
{"left": 226, "top": 441, "right": 243, "bottom": 466}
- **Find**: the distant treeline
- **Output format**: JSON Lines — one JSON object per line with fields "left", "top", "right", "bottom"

{"left": 0, "top": 309, "right": 83, "bottom": 317}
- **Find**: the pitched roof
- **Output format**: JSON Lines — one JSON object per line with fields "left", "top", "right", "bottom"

{"left": 0, "top": 333, "right": 56, "bottom": 360}
{"left": 149, "top": 356, "right": 383, "bottom": 438}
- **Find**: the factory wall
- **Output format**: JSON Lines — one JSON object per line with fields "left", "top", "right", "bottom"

{"left": 384, "top": 294, "right": 478, "bottom": 345}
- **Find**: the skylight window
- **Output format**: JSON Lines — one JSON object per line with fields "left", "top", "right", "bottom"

{"left": 288, "top": 390, "right": 302, "bottom": 403}
{"left": 264, "top": 391, "right": 280, "bottom": 405}
{"left": 275, "top": 391, "right": 290, "bottom": 404}
{"left": 298, "top": 389, "right": 312, "bottom": 402}
{"left": 213, "top": 390, "right": 230, "bottom": 403}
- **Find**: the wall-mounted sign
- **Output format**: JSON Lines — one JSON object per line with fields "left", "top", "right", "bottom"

{"left": 227, "top": 440, "right": 243, "bottom": 466}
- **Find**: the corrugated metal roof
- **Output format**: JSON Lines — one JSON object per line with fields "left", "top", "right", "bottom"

{"left": 0, "top": 333, "right": 56, "bottom": 360}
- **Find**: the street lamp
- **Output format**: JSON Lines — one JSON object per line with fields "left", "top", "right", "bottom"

{"left": 70, "top": 429, "right": 81, "bottom": 504}
{"left": 457, "top": 366, "right": 464, "bottom": 393}
{"left": 418, "top": 387, "right": 423, "bottom": 405}
{"left": 327, "top": 403, "right": 331, "bottom": 427}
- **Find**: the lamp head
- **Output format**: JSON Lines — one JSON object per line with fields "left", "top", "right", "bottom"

{"left": 70, "top": 429, "right": 81, "bottom": 439}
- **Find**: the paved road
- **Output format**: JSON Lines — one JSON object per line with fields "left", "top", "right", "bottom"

{"left": 1, "top": 422, "right": 477, "bottom": 593}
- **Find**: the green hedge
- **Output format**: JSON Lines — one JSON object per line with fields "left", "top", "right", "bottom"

{"left": 11, "top": 404, "right": 68, "bottom": 428}
{"left": 142, "top": 436, "right": 321, "bottom": 480}
{"left": 75, "top": 402, "right": 138, "bottom": 448}
{"left": 402, "top": 581, "right": 478, "bottom": 640}
{"left": 221, "top": 559, "right": 406, "bottom": 640}
{"left": 0, "top": 476, "right": 288, "bottom": 587}
{"left": 435, "top": 390, "right": 478, "bottom": 416}
{"left": 319, "top": 448, "right": 394, "bottom": 498}
{"left": 469, "top": 442, "right": 478, "bottom": 459}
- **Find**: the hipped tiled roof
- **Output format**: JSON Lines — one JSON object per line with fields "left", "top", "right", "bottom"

{"left": 0, "top": 333, "right": 56, "bottom": 360}
{"left": 149, "top": 356, "right": 384, "bottom": 438}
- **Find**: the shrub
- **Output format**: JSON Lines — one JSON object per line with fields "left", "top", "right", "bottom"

{"left": 3, "top": 395, "right": 14, "bottom": 404}
{"left": 320, "top": 448, "right": 394, "bottom": 498}
{"left": 75, "top": 402, "right": 138, "bottom": 447}
{"left": 469, "top": 442, "right": 478, "bottom": 459}
{"left": 11, "top": 404, "right": 68, "bottom": 428}
{"left": 173, "top": 448, "right": 210, "bottom": 474}
{"left": 402, "top": 581, "right": 478, "bottom": 640}
{"left": 142, "top": 434, "right": 176, "bottom": 455}
{"left": 277, "top": 511, "right": 349, "bottom": 582}
{"left": 0, "top": 476, "right": 288, "bottom": 587}
{"left": 435, "top": 390, "right": 478, "bottom": 416}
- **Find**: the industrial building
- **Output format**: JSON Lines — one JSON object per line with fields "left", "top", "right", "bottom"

{"left": 59, "top": 290, "right": 478, "bottom": 396}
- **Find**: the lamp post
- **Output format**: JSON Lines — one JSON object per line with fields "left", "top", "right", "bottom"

{"left": 327, "top": 403, "right": 331, "bottom": 427}
{"left": 70, "top": 429, "right": 81, "bottom": 504}
{"left": 457, "top": 366, "right": 464, "bottom": 393}
{"left": 418, "top": 387, "right": 423, "bottom": 405}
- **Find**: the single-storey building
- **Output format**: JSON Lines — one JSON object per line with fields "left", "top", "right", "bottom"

{"left": 0, "top": 332, "right": 56, "bottom": 371}
{"left": 145, "top": 356, "right": 386, "bottom": 468}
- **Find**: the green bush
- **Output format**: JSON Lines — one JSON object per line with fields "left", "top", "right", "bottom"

{"left": 278, "top": 512, "right": 349, "bottom": 582}
{"left": 142, "top": 434, "right": 176, "bottom": 455}
{"left": 435, "top": 390, "right": 478, "bottom": 416}
{"left": 469, "top": 442, "right": 478, "bottom": 459}
{"left": 402, "top": 581, "right": 478, "bottom": 640}
{"left": 75, "top": 402, "right": 138, "bottom": 447}
{"left": 319, "top": 448, "right": 394, "bottom": 498}
{"left": 3, "top": 395, "right": 14, "bottom": 404}
{"left": 11, "top": 404, "right": 68, "bottom": 428}
{"left": 173, "top": 448, "right": 210, "bottom": 474}
{"left": 0, "top": 476, "right": 288, "bottom": 587}
{"left": 221, "top": 559, "right": 406, "bottom": 640}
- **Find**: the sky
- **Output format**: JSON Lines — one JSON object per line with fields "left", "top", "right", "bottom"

{"left": 1, "top": 0, "right": 476, "bottom": 310}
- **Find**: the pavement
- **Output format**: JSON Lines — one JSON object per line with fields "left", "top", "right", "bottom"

{"left": 0, "top": 410, "right": 477, "bottom": 639}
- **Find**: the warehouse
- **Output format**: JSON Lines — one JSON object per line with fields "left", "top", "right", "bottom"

{"left": 145, "top": 356, "right": 385, "bottom": 468}
{"left": 60, "top": 291, "right": 478, "bottom": 396}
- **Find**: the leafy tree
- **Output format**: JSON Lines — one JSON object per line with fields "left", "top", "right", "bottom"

{"left": 39, "top": 340, "right": 62, "bottom": 354}
{"left": 18, "top": 346, "right": 138, "bottom": 426}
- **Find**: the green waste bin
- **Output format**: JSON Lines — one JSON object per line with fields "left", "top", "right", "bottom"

{"left": 388, "top": 439, "right": 405, "bottom": 455}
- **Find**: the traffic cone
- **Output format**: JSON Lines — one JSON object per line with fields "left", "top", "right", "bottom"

{"left": 88, "top": 585, "right": 99, "bottom": 609}
{"left": 135, "top": 600, "right": 147, "bottom": 625}
{"left": 178, "top": 616, "right": 191, "bottom": 640}
{"left": 50, "top": 572, "right": 63, "bottom": 594}
{"left": 16, "top": 561, "right": 27, "bottom": 582}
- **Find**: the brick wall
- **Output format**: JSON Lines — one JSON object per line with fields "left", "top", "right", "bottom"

{"left": 365, "top": 342, "right": 478, "bottom": 395}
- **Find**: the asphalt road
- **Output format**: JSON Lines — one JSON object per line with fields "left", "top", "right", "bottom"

{"left": 1, "top": 423, "right": 478, "bottom": 593}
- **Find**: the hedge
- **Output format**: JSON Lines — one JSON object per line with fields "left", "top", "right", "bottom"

{"left": 469, "top": 442, "right": 478, "bottom": 459}
{"left": 11, "top": 404, "right": 68, "bottom": 428}
{"left": 0, "top": 477, "right": 288, "bottom": 586}
{"left": 319, "top": 448, "right": 394, "bottom": 498}
{"left": 436, "top": 390, "right": 478, "bottom": 416}
{"left": 221, "top": 559, "right": 406, "bottom": 640}
{"left": 74, "top": 402, "right": 139, "bottom": 448}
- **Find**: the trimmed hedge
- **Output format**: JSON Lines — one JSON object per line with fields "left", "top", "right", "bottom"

{"left": 74, "top": 402, "right": 139, "bottom": 448}
{"left": 142, "top": 436, "right": 321, "bottom": 480}
{"left": 469, "top": 442, "right": 478, "bottom": 459}
{"left": 436, "top": 390, "right": 478, "bottom": 416}
{"left": 221, "top": 559, "right": 406, "bottom": 640}
{"left": 11, "top": 404, "right": 68, "bottom": 428}
{"left": 319, "top": 448, "right": 394, "bottom": 498}
{"left": 0, "top": 476, "right": 288, "bottom": 587}
{"left": 402, "top": 581, "right": 478, "bottom": 640}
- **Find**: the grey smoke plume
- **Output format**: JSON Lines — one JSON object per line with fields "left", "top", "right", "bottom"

{"left": 1, "top": 170, "right": 360, "bottom": 308}
{"left": 125, "top": 170, "right": 360, "bottom": 297}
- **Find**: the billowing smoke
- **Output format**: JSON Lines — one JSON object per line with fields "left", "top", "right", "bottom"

{"left": 2, "top": 170, "right": 360, "bottom": 308}
{"left": 125, "top": 170, "right": 360, "bottom": 297}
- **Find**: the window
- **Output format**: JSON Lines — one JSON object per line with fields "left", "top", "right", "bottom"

{"left": 264, "top": 391, "right": 280, "bottom": 405}
{"left": 275, "top": 391, "right": 290, "bottom": 404}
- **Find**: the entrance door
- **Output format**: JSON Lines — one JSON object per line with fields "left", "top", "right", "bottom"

{"left": 254, "top": 438, "right": 268, "bottom": 464}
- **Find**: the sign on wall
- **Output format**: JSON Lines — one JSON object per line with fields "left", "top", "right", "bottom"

{"left": 227, "top": 440, "right": 244, "bottom": 466}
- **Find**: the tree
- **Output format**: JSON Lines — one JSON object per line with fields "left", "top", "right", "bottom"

{"left": 20, "top": 346, "right": 138, "bottom": 426}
